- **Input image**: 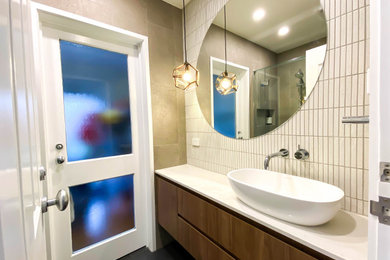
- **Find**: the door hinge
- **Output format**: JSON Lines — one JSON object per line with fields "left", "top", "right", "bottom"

{"left": 370, "top": 197, "right": 390, "bottom": 225}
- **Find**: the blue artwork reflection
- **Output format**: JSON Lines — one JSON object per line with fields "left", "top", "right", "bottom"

{"left": 69, "top": 174, "right": 135, "bottom": 252}
{"left": 59, "top": 40, "right": 132, "bottom": 161}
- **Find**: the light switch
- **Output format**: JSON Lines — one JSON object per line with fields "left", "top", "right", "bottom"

{"left": 192, "top": 137, "right": 200, "bottom": 147}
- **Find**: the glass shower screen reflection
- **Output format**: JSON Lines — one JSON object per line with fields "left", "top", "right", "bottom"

{"left": 59, "top": 40, "right": 132, "bottom": 162}
{"left": 69, "top": 174, "right": 135, "bottom": 252}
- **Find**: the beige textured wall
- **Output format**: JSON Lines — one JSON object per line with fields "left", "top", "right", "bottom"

{"left": 185, "top": 0, "right": 370, "bottom": 216}
{"left": 197, "top": 24, "right": 276, "bottom": 125}
{"left": 33, "top": 0, "right": 187, "bottom": 170}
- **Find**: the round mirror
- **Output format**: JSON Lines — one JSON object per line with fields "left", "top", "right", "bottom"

{"left": 196, "top": 0, "right": 327, "bottom": 139}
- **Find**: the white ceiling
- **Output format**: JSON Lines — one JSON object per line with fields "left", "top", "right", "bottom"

{"left": 161, "top": 0, "right": 192, "bottom": 9}
{"left": 212, "top": 0, "right": 327, "bottom": 53}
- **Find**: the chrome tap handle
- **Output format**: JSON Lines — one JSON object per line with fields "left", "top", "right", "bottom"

{"left": 294, "top": 145, "right": 309, "bottom": 160}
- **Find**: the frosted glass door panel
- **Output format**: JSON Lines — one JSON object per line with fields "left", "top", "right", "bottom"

{"left": 59, "top": 40, "right": 132, "bottom": 162}
{"left": 69, "top": 174, "right": 135, "bottom": 252}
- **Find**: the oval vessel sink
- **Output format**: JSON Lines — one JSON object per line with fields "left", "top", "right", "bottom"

{"left": 227, "top": 169, "right": 344, "bottom": 226}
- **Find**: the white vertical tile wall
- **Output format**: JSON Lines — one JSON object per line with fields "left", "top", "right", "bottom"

{"left": 184, "top": 0, "right": 370, "bottom": 216}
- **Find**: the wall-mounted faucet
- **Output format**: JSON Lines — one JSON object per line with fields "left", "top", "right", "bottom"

{"left": 294, "top": 145, "right": 309, "bottom": 160}
{"left": 264, "top": 149, "right": 289, "bottom": 170}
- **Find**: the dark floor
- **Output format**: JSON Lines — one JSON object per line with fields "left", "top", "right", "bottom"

{"left": 119, "top": 241, "right": 194, "bottom": 260}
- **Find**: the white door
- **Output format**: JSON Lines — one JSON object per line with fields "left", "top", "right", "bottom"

{"left": 36, "top": 13, "right": 149, "bottom": 260}
{"left": 1, "top": 0, "right": 47, "bottom": 259}
{"left": 368, "top": 1, "right": 390, "bottom": 260}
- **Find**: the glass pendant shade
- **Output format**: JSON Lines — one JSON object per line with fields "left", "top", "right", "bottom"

{"left": 173, "top": 62, "right": 199, "bottom": 91}
{"left": 215, "top": 5, "right": 238, "bottom": 95}
{"left": 215, "top": 71, "right": 238, "bottom": 95}
{"left": 172, "top": 0, "right": 199, "bottom": 91}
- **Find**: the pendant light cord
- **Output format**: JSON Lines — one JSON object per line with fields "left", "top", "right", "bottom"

{"left": 224, "top": 5, "right": 227, "bottom": 73}
{"left": 183, "top": 0, "right": 188, "bottom": 63}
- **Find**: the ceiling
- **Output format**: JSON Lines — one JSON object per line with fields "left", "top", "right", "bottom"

{"left": 161, "top": 0, "right": 192, "bottom": 9}
{"left": 212, "top": 0, "right": 327, "bottom": 53}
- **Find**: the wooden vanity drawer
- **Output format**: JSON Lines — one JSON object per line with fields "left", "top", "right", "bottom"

{"left": 178, "top": 188, "right": 232, "bottom": 250}
{"left": 230, "top": 214, "right": 316, "bottom": 260}
{"left": 178, "top": 216, "right": 234, "bottom": 260}
{"left": 178, "top": 188, "right": 316, "bottom": 260}
{"left": 156, "top": 177, "right": 178, "bottom": 239}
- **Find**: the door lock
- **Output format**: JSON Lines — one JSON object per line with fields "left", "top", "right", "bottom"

{"left": 41, "top": 189, "right": 69, "bottom": 213}
{"left": 380, "top": 162, "right": 390, "bottom": 182}
{"left": 56, "top": 156, "right": 65, "bottom": 164}
{"left": 39, "top": 166, "right": 46, "bottom": 181}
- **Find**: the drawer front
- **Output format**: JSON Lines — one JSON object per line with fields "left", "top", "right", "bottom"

{"left": 178, "top": 217, "right": 234, "bottom": 260}
{"left": 178, "top": 188, "right": 232, "bottom": 250}
{"left": 230, "top": 214, "right": 317, "bottom": 260}
{"left": 156, "top": 177, "right": 178, "bottom": 238}
{"left": 178, "top": 188, "right": 317, "bottom": 260}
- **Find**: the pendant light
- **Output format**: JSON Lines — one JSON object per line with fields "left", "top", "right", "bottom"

{"left": 173, "top": 0, "right": 199, "bottom": 91}
{"left": 215, "top": 5, "right": 237, "bottom": 95}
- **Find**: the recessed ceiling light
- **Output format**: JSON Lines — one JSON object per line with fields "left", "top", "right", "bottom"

{"left": 252, "top": 9, "right": 265, "bottom": 21}
{"left": 278, "top": 26, "right": 290, "bottom": 36}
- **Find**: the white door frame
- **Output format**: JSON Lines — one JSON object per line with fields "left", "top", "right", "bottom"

{"left": 209, "top": 56, "right": 250, "bottom": 139}
{"left": 29, "top": 3, "right": 156, "bottom": 257}
{"left": 369, "top": 0, "right": 390, "bottom": 259}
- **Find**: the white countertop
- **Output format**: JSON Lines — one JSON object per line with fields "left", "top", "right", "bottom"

{"left": 155, "top": 164, "right": 368, "bottom": 260}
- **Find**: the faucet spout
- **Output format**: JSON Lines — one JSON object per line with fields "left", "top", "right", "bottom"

{"left": 264, "top": 149, "right": 289, "bottom": 170}
{"left": 264, "top": 156, "right": 271, "bottom": 170}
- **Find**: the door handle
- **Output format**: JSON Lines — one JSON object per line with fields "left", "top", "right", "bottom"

{"left": 41, "top": 189, "right": 69, "bottom": 213}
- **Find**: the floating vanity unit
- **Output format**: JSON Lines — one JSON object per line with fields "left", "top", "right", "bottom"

{"left": 156, "top": 165, "right": 367, "bottom": 260}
